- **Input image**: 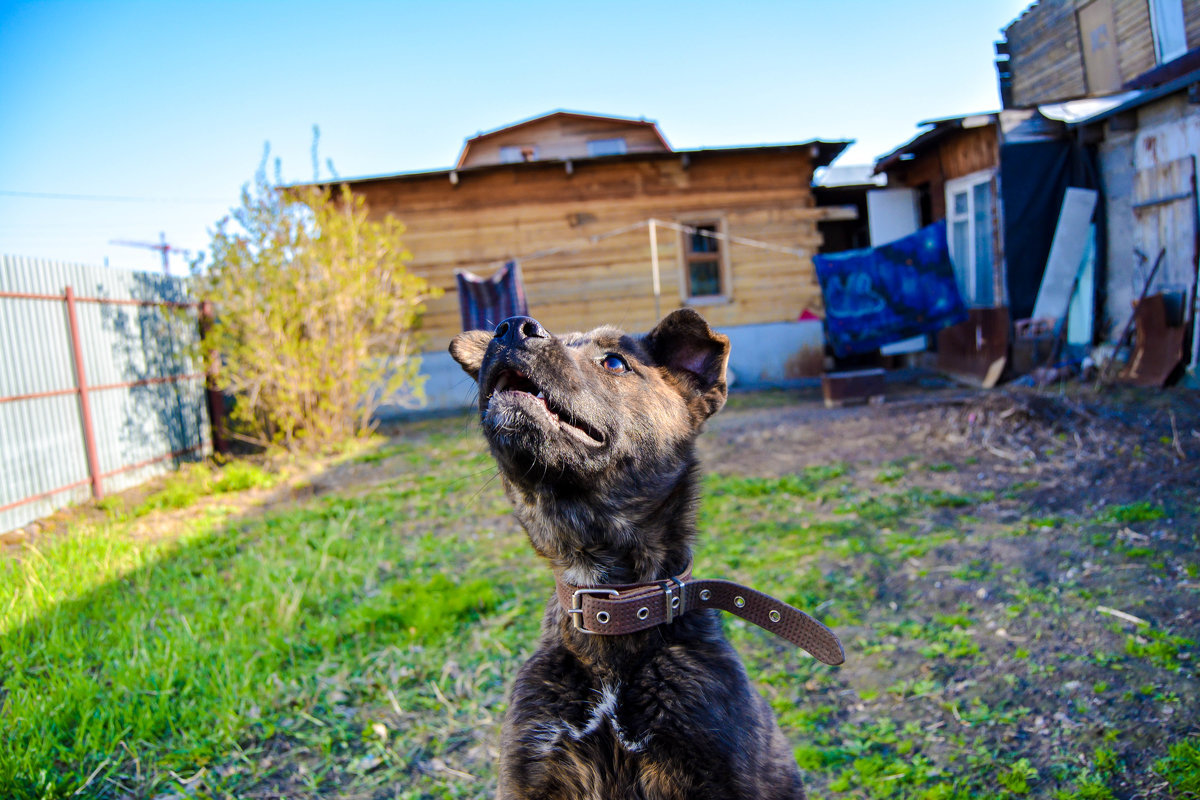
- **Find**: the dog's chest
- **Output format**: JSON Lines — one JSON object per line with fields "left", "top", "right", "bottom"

{"left": 529, "top": 681, "right": 650, "bottom": 757}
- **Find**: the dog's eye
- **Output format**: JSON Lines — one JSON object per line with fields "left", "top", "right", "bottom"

{"left": 600, "top": 353, "right": 629, "bottom": 374}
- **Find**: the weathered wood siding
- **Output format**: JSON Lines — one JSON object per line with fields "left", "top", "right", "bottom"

{"left": 1004, "top": 0, "right": 1191, "bottom": 106}
{"left": 1188, "top": 0, "right": 1200, "bottom": 43}
{"left": 1006, "top": 0, "right": 1088, "bottom": 106}
{"left": 460, "top": 117, "right": 668, "bottom": 168}
{"left": 878, "top": 125, "right": 1004, "bottom": 305}
{"left": 879, "top": 125, "right": 999, "bottom": 221}
{"left": 352, "top": 151, "right": 828, "bottom": 348}
{"left": 1112, "top": 0, "right": 1157, "bottom": 81}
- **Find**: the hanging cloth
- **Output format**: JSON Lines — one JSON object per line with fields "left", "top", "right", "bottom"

{"left": 814, "top": 220, "right": 968, "bottom": 357}
{"left": 455, "top": 260, "right": 529, "bottom": 332}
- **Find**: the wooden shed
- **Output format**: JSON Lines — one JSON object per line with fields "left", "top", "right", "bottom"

{"left": 872, "top": 110, "right": 1093, "bottom": 379}
{"left": 334, "top": 111, "right": 850, "bottom": 353}
{"left": 873, "top": 113, "right": 1010, "bottom": 311}
{"left": 997, "top": 0, "right": 1200, "bottom": 108}
{"left": 994, "top": 0, "right": 1200, "bottom": 384}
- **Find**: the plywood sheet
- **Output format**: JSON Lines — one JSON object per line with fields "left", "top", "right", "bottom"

{"left": 1031, "top": 187, "right": 1098, "bottom": 321}
{"left": 1079, "top": 0, "right": 1124, "bottom": 94}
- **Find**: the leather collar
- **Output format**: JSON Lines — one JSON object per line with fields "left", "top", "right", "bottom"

{"left": 554, "top": 563, "right": 845, "bottom": 665}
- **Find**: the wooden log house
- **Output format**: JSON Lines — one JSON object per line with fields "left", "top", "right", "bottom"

{"left": 331, "top": 111, "right": 851, "bottom": 353}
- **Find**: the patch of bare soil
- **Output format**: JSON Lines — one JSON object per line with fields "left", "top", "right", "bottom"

{"left": 705, "top": 376, "right": 1200, "bottom": 795}
{"left": 708, "top": 380, "right": 1200, "bottom": 514}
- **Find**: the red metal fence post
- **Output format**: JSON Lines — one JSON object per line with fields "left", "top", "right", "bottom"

{"left": 64, "top": 286, "right": 104, "bottom": 500}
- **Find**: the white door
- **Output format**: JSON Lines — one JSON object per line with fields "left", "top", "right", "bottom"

{"left": 867, "top": 188, "right": 920, "bottom": 247}
{"left": 945, "top": 171, "right": 997, "bottom": 308}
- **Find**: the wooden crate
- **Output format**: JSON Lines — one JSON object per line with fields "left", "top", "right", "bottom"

{"left": 821, "top": 369, "right": 885, "bottom": 408}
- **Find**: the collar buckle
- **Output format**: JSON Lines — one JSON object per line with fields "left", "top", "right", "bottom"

{"left": 568, "top": 587, "right": 620, "bottom": 634}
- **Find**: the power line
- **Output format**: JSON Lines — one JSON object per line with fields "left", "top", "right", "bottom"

{"left": 0, "top": 189, "right": 228, "bottom": 204}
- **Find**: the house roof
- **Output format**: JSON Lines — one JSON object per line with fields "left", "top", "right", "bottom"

{"left": 873, "top": 112, "right": 999, "bottom": 174}
{"left": 307, "top": 139, "right": 851, "bottom": 190}
{"left": 1068, "top": 66, "right": 1200, "bottom": 127}
{"left": 454, "top": 110, "right": 673, "bottom": 169}
{"left": 814, "top": 164, "right": 887, "bottom": 189}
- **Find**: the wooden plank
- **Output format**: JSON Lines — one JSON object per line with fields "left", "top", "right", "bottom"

{"left": 1032, "top": 187, "right": 1099, "bottom": 321}
{"left": 1133, "top": 156, "right": 1197, "bottom": 294}
{"left": 1187, "top": 0, "right": 1200, "bottom": 49}
{"left": 1005, "top": 0, "right": 1088, "bottom": 105}
{"left": 1113, "top": 0, "right": 1156, "bottom": 79}
{"left": 822, "top": 369, "right": 885, "bottom": 408}
{"left": 939, "top": 125, "right": 999, "bottom": 181}
{"left": 360, "top": 153, "right": 818, "bottom": 213}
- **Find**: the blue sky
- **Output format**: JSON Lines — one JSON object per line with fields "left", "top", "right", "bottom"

{"left": 0, "top": 0, "right": 1032, "bottom": 274}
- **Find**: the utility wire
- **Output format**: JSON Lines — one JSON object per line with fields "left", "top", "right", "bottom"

{"left": 0, "top": 190, "right": 228, "bottom": 204}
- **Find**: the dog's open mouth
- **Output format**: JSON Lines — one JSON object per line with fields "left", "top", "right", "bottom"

{"left": 487, "top": 370, "right": 605, "bottom": 447}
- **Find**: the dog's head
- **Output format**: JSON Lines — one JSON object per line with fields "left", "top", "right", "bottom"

{"left": 449, "top": 309, "right": 729, "bottom": 493}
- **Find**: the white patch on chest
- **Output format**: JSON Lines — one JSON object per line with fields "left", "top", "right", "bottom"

{"left": 559, "top": 683, "right": 651, "bottom": 753}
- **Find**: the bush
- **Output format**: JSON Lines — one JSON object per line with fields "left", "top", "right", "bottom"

{"left": 198, "top": 152, "right": 440, "bottom": 450}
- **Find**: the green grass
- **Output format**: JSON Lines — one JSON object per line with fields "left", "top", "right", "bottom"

{"left": 96, "top": 460, "right": 279, "bottom": 520}
{"left": 1155, "top": 738, "right": 1200, "bottom": 795}
{"left": 1097, "top": 501, "right": 1167, "bottom": 524}
{"left": 1, "top": 410, "right": 1197, "bottom": 799}
{"left": 1, "top": 434, "right": 527, "bottom": 798}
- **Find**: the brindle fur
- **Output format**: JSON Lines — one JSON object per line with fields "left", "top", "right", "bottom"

{"left": 450, "top": 309, "right": 806, "bottom": 800}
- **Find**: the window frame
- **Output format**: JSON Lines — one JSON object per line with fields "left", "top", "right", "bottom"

{"left": 499, "top": 144, "right": 538, "bottom": 163}
{"left": 1148, "top": 0, "right": 1188, "bottom": 64}
{"left": 586, "top": 137, "right": 627, "bottom": 157}
{"left": 676, "top": 217, "right": 732, "bottom": 305}
{"left": 944, "top": 169, "right": 998, "bottom": 308}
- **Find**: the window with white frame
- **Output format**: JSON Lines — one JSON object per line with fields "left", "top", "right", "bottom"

{"left": 945, "top": 171, "right": 996, "bottom": 308}
{"left": 679, "top": 220, "right": 729, "bottom": 302}
{"left": 1149, "top": 0, "right": 1188, "bottom": 64}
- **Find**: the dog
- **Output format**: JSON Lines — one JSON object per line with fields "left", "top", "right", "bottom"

{"left": 450, "top": 309, "right": 841, "bottom": 799}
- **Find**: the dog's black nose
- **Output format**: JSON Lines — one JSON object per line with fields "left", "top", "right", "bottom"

{"left": 493, "top": 316, "right": 549, "bottom": 346}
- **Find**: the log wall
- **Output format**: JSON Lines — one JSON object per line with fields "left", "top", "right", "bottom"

{"left": 459, "top": 116, "right": 668, "bottom": 168}
{"left": 351, "top": 150, "right": 833, "bottom": 348}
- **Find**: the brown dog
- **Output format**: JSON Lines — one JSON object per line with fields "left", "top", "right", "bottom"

{"left": 450, "top": 309, "right": 838, "bottom": 799}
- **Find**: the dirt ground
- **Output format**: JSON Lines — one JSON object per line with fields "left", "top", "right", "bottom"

{"left": 700, "top": 374, "right": 1200, "bottom": 795}
{"left": 706, "top": 374, "right": 1200, "bottom": 513}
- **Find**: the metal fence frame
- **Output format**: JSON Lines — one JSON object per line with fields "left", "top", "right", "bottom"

{"left": 1, "top": 256, "right": 213, "bottom": 533}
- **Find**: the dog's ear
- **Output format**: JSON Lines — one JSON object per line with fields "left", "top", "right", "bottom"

{"left": 449, "top": 329, "right": 492, "bottom": 380}
{"left": 645, "top": 309, "right": 730, "bottom": 420}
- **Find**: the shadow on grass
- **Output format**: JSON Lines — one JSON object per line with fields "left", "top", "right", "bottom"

{"left": 0, "top": 416, "right": 538, "bottom": 799}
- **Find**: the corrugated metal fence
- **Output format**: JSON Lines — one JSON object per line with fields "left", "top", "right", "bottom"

{"left": 1, "top": 255, "right": 211, "bottom": 533}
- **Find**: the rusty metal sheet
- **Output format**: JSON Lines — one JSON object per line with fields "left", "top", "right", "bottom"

{"left": 938, "top": 307, "right": 1011, "bottom": 379}
{"left": 1118, "top": 293, "right": 1187, "bottom": 387}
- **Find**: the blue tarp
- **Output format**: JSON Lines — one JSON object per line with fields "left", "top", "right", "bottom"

{"left": 814, "top": 220, "right": 968, "bottom": 357}
{"left": 455, "top": 260, "right": 528, "bottom": 332}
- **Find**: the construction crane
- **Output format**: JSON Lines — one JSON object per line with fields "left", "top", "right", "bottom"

{"left": 109, "top": 232, "right": 191, "bottom": 276}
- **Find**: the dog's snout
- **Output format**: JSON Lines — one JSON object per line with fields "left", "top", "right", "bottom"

{"left": 494, "top": 316, "right": 549, "bottom": 347}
